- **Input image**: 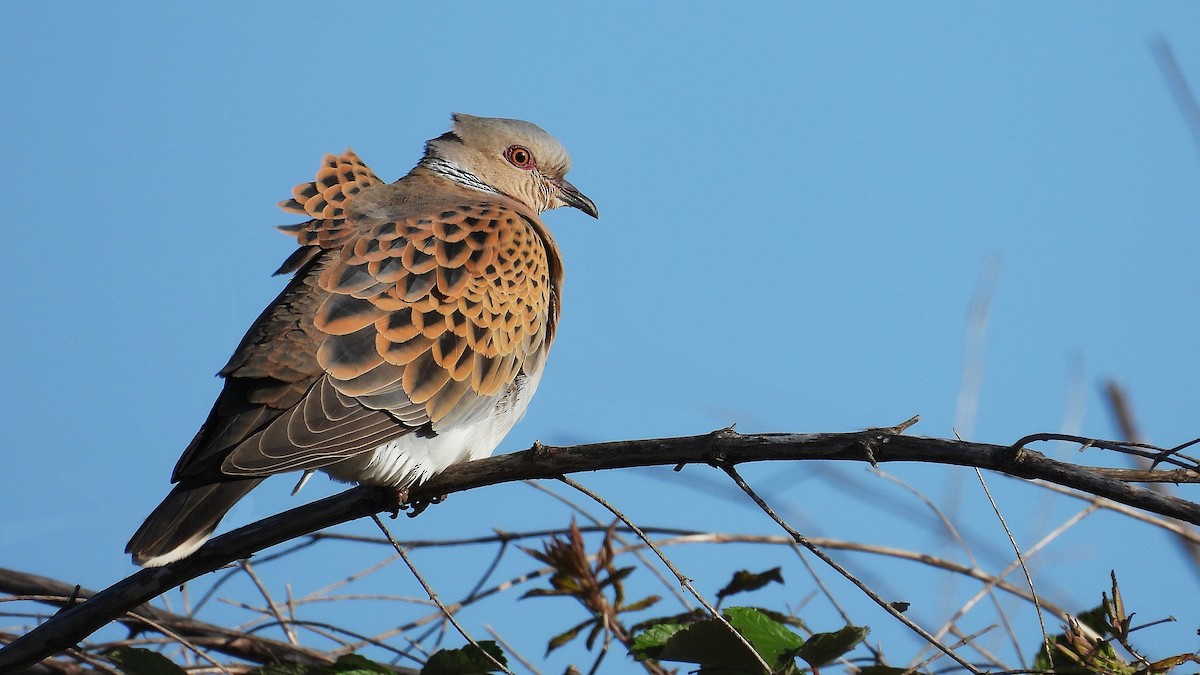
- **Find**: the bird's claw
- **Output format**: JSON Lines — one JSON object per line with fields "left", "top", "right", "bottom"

{"left": 405, "top": 493, "right": 447, "bottom": 518}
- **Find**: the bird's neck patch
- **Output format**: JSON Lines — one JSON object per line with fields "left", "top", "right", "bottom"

{"left": 417, "top": 156, "right": 502, "bottom": 196}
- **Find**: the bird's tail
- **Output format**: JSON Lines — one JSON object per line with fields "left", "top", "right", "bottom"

{"left": 126, "top": 478, "right": 263, "bottom": 567}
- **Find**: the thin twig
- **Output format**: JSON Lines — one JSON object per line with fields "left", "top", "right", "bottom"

{"left": 461, "top": 537, "right": 510, "bottom": 608}
{"left": 1011, "top": 433, "right": 1200, "bottom": 471}
{"left": 245, "top": 618, "right": 420, "bottom": 663}
{"left": 0, "top": 581, "right": 333, "bottom": 668}
{"left": 1022, "top": 478, "right": 1200, "bottom": 545}
{"left": 240, "top": 561, "right": 298, "bottom": 646}
{"left": 954, "top": 256, "right": 1000, "bottom": 441}
{"left": 721, "top": 464, "right": 983, "bottom": 675}
{"left": 6, "top": 425, "right": 1200, "bottom": 672}
{"left": 586, "top": 629, "right": 610, "bottom": 675}
{"left": 973, "top": 469, "right": 1050, "bottom": 669}
{"left": 484, "top": 624, "right": 541, "bottom": 675}
{"left": 302, "top": 554, "right": 402, "bottom": 602}
{"left": 913, "top": 624, "right": 999, "bottom": 672}
{"left": 285, "top": 584, "right": 297, "bottom": 647}
{"left": 125, "top": 611, "right": 232, "bottom": 675}
{"left": 1151, "top": 34, "right": 1200, "bottom": 159}
{"left": 789, "top": 544, "right": 884, "bottom": 663}
{"left": 1105, "top": 380, "right": 1200, "bottom": 575}
{"left": 876, "top": 468, "right": 1024, "bottom": 664}
{"left": 943, "top": 259, "right": 1000, "bottom": 624}
{"left": 522, "top": 480, "right": 693, "bottom": 610}
{"left": 947, "top": 624, "right": 1007, "bottom": 671}
{"left": 370, "top": 514, "right": 514, "bottom": 675}
{"left": 557, "top": 475, "right": 774, "bottom": 674}
{"left": 934, "top": 500, "right": 1099, "bottom": 660}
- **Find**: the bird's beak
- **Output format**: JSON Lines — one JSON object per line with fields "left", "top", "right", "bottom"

{"left": 553, "top": 178, "right": 599, "bottom": 218}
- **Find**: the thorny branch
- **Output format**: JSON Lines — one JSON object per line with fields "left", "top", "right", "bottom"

{"left": 0, "top": 569, "right": 335, "bottom": 669}
{"left": 1, "top": 421, "right": 1199, "bottom": 671}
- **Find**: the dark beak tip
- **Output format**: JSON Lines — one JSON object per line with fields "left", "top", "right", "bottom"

{"left": 556, "top": 179, "right": 598, "bottom": 219}
{"left": 565, "top": 194, "right": 599, "bottom": 219}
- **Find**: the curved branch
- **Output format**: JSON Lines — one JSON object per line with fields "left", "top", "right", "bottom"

{"left": 0, "top": 570, "right": 337, "bottom": 669}
{"left": 2, "top": 422, "right": 1198, "bottom": 670}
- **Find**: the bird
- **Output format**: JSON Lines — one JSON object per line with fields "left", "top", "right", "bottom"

{"left": 126, "top": 113, "right": 597, "bottom": 567}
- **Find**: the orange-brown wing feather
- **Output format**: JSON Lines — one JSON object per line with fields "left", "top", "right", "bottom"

{"left": 170, "top": 251, "right": 335, "bottom": 481}
{"left": 318, "top": 198, "right": 557, "bottom": 427}
{"left": 174, "top": 152, "right": 414, "bottom": 481}
{"left": 274, "top": 150, "right": 382, "bottom": 275}
{"left": 279, "top": 149, "right": 381, "bottom": 222}
{"left": 220, "top": 193, "right": 560, "bottom": 475}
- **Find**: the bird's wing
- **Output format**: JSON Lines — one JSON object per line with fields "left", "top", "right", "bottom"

{"left": 169, "top": 249, "right": 342, "bottom": 482}
{"left": 273, "top": 149, "right": 382, "bottom": 274}
{"left": 207, "top": 163, "right": 561, "bottom": 477}
{"left": 168, "top": 151, "right": 385, "bottom": 482}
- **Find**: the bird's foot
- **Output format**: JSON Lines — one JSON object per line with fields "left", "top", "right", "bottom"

{"left": 382, "top": 486, "right": 409, "bottom": 519}
{"left": 404, "top": 493, "right": 447, "bottom": 518}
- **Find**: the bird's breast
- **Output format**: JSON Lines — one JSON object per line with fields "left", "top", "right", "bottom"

{"left": 320, "top": 367, "right": 543, "bottom": 487}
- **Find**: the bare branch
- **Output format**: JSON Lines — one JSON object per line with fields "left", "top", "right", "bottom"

{"left": 1104, "top": 380, "right": 1200, "bottom": 576}
{"left": 721, "top": 464, "right": 983, "bottom": 675}
{"left": 0, "top": 568, "right": 336, "bottom": 669}
{"left": 371, "top": 514, "right": 514, "bottom": 675}
{"left": 1151, "top": 34, "right": 1200, "bottom": 160}
{"left": 3, "top": 424, "right": 1200, "bottom": 671}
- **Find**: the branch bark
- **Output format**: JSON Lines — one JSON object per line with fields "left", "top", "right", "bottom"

{"left": 2, "top": 422, "right": 1198, "bottom": 671}
{"left": 0, "top": 568, "right": 337, "bottom": 669}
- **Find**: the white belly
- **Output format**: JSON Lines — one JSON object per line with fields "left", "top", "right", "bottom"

{"left": 321, "top": 369, "right": 542, "bottom": 487}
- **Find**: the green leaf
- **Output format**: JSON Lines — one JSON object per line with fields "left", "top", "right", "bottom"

{"left": 654, "top": 621, "right": 766, "bottom": 672}
{"left": 546, "top": 617, "right": 595, "bottom": 654}
{"left": 795, "top": 625, "right": 869, "bottom": 668}
{"left": 1033, "top": 640, "right": 1060, "bottom": 672}
{"left": 1076, "top": 605, "right": 1112, "bottom": 637}
{"left": 249, "top": 663, "right": 311, "bottom": 674}
{"left": 421, "top": 641, "right": 507, "bottom": 674}
{"left": 1146, "top": 652, "right": 1200, "bottom": 671}
{"left": 752, "top": 607, "right": 808, "bottom": 631}
{"left": 632, "top": 607, "right": 805, "bottom": 673}
{"left": 692, "top": 661, "right": 804, "bottom": 675}
{"left": 250, "top": 665, "right": 317, "bottom": 674}
{"left": 631, "top": 622, "right": 688, "bottom": 659}
{"left": 251, "top": 654, "right": 395, "bottom": 674}
{"left": 328, "top": 654, "right": 396, "bottom": 673}
{"left": 630, "top": 608, "right": 707, "bottom": 634}
{"left": 1033, "top": 638, "right": 1060, "bottom": 672}
{"left": 621, "top": 594, "right": 662, "bottom": 613}
{"left": 598, "top": 565, "right": 636, "bottom": 589}
{"left": 108, "top": 648, "right": 187, "bottom": 675}
{"left": 724, "top": 607, "right": 805, "bottom": 667}
{"left": 716, "top": 568, "right": 785, "bottom": 601}
{"left": 1032, "top": 634, "right": 1127, "bottom": 675}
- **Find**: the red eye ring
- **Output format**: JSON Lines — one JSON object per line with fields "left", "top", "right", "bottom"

{"left": 504, "top": 145, "right": 536, "bottom": 170}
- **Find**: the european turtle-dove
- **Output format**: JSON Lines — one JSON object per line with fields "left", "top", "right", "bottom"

{"left": 127, "top": 114, "right": 597, "bottom": 567}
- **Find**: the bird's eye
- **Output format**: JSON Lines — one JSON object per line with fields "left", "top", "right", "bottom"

{"left": 504, "top": 145, "right": 535, "bottom": 170}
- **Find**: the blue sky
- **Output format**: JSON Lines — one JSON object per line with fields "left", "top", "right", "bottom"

{"left": 3, "top": 2, "right": 1199, "bottom": 671}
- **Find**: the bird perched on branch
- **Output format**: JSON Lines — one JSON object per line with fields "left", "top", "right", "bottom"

{"left": 127, "top": 114, "right": 597, "bottom": 566}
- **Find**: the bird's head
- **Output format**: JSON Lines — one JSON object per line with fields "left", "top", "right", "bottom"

{"left": 424, "top": 113, "right": 598, "bottom": 218}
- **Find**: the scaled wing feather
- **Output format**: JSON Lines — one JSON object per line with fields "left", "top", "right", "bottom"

{"left": 208, "top": 156, "right": 560, "bottom": 477}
